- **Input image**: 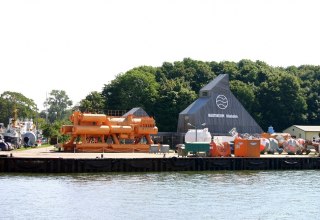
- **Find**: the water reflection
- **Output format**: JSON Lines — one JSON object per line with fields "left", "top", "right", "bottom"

{"left": 1, "top": 171, "right": 320, "bottom": 219}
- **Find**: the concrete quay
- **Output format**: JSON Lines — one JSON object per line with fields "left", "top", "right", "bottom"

{"left": 1, "top": 146, "right": 320, "bottom": 173}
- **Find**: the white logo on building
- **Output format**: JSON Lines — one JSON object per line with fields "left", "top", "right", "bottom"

{"left": 216, "top": 95, "right": 228, "bottom": 109}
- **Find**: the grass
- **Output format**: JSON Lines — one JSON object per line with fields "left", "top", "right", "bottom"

{"left": 13, "top": 144, "right": 53, "bottom": 151}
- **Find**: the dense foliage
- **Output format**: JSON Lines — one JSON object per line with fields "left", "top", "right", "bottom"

{"left": 40, "top": 90, "right": 73, "bottom": 141}
{"left": 78, "top": 91, "right": 105, "bottom": 113}
{"left": 0, "top": 90, "right": 74, "bottom": 143}
{"left": 43, "top": 90, "right": 73, "bottom": 123}
{"left": 101, "top": 66, "right": 159, "bottom": 115}
{"left": 2, "top": 59, "right": 320, "bottom": 135}
{"left": 96, "top": 58, "right": 318, "bottom": 132}
{"left": 0, "top": 91, "right": 38, "bottom": 126}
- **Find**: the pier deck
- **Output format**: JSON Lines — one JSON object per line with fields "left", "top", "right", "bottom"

{"left": 1, "top": 146, "right": 320, "bottom": 173}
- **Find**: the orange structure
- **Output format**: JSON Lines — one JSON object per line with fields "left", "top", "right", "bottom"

{"left": 60, "top": 111, "right": 158, "bottom": 152}
{"left": 210, "top": 141, "right": 231, "bottom": 157}
{"left": 234, "top": 138, "right": 260, "bottom": 157}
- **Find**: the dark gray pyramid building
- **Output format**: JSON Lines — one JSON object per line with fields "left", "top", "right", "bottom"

{"left": 177, "top": 74, "right": 263, "bottom": 135}
{"left": 123, "top": 107, "right": 149, "bottom": 117}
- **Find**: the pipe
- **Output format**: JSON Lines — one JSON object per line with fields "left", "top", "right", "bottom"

{"left": 72, "top": 126, "right": 110, "bottom": 135}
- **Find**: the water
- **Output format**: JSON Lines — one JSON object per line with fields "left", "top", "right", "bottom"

{"left": 1, "top": 171, "right": 319, "bottom": 220}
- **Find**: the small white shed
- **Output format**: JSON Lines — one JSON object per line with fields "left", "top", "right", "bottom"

{"left": 283, "top": 125, "right": 320, "bottom": 141}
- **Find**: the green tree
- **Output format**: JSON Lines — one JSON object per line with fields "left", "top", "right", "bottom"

{"left": 230, "top": 80, "right": 256, "bottom": 114}
{"left": 0, "top": 91, "right": 38, "bottom": 125}
{"left": 159, "top": 58, "right": 216, "bottom": 93}
{"left": 210, "top": 61, "right": 238, "bottom": 80}
{"left": 42, "top": 119, "right": 71, "bottom": 144}
{"left": 102, "top": 66, "right": 159, "bottom": 114}
{"left": 301, "top": 78, "right": 320, "bottom": 124}
{"left": 79, "top": 91, "right": 105, "bottom": 113}
{"left": 154, "top": 78, "right": 197, "bottom": 131}
{"left": 237, "top": 59, "right": 260, "bottom": 83}
{"left": 44, "top": 90, "right": 73, "bottom": 123}
{"left": 257, "top": 72, "right": 307, "bottom": 130}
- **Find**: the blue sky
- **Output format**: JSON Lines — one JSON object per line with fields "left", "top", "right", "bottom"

{"left": 1, "top": 0, "right": 319, "bottom": 110}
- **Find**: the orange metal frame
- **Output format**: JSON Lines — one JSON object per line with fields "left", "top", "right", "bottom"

{"left": 61, "top": 111, "right": 158, "bottom": 152}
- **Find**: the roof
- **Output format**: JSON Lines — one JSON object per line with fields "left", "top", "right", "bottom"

{"left": 179, "top": 97, "right": 210, "bottom": 114}
{"left": 290, "top": 125, "right": 320, "bottom": 132}
{"left": 200, "top": 74, "right": 229, "bottom": 92}
{"left": 123, "top": 107, "right": 149, "bottom": 117}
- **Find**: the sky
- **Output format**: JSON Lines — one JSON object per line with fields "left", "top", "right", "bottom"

{"left": 1, "top": 0, "right": 320, "bottom": 111}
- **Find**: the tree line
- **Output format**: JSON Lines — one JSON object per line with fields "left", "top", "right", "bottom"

{"left": 94, "top": 58, "right": 317, "bottom": 132}
{"left": 0, "top": 90, "right": 73, "bottom": 142}
{"left": 1, "top": 58, "right": 320, "bottom": 139}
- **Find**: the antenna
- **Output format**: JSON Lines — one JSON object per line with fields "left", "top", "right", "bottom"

{"left": 44, "top": 92, "right": 48, "bottom": 123}
{"left": 12, "top": 96, "right": 18, "bottom": 127}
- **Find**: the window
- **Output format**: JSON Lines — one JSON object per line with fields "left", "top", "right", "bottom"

{"left": 202, "top": 91, "right": 208, "bottom": 97}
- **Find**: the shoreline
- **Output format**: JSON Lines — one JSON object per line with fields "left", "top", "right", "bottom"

{"left": 0, "top": 145, "right": 317, "bottom": 159}
{"left": 1, "top": 146, "right": 320, "bottom": 173}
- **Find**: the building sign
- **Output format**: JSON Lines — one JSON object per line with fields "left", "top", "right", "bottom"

{"left": 216, "top": 95, "right": 228, "bottom": 109}
{"left": 226, "top": 114, "right": 238, "bottom": 118}
{"left": 211, "top": 94, "right": 238, "bottom": 118}
{"left": 208, "top": 114, "right": 239, "bottom": 118}
{"left": 208, "top": 114, "right": 225, "bottom": 118}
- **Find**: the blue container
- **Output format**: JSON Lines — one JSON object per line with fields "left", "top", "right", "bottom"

{"left": 268, "top": 126, "right": 275, "bottom": 134}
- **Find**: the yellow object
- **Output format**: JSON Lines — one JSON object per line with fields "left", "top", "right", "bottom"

{"left": 61, "top": 111, "right": 158, "bottom": 152}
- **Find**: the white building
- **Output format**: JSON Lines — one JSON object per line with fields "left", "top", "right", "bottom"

{"left": 283, "top": 125, "right": 320, "bottom": 141}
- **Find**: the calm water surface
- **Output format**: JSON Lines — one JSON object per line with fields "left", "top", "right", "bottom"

{"left": 1, "top": 170, "right": 320, "bottom": 220}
